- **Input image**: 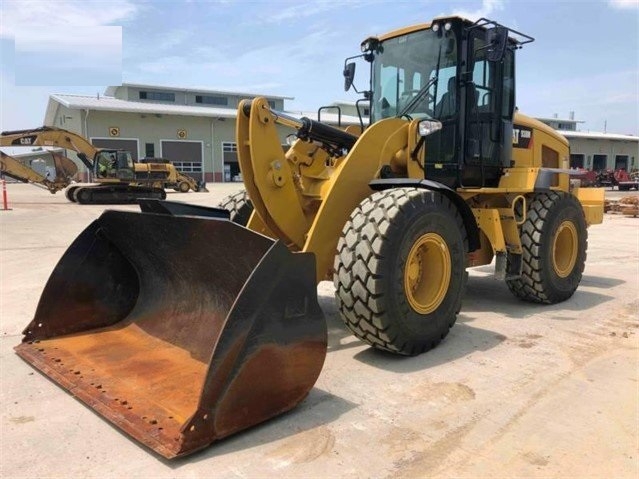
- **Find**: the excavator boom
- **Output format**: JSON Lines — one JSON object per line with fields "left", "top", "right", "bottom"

{"left": 0, "top": 127, "right": 98, "bottom": 171}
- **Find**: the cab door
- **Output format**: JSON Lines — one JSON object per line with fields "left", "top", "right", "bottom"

{"left": 461, "top": 29, "right": 514, "bottom": 187}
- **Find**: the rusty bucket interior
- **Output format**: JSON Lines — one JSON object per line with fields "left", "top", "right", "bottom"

{"left": 15, "top": 208, "right": 327, "bottom": 459}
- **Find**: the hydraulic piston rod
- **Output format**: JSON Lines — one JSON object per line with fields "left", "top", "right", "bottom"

{"left": 242, "top": 101, "right": 357, "bottom": 151}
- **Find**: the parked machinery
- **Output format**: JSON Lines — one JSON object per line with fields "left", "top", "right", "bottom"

{"left": 0, "top": 127, "right": 205, "bottom": 203}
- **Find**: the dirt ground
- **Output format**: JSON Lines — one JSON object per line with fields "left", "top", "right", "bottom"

{"left": 0, "top": 183, "right": 637, "bottom": 479}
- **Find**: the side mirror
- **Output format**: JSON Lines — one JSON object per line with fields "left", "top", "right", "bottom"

{"left": 486, "top": 26, "right": 508, "bottom": 62}
{"left": 343, "top": 62, "right": 356, "bottom": 91}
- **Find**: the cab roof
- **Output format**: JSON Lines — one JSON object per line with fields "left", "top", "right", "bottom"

{"left": 376, "top": 16, "right": 467, "bottom": 42}
{"left": 375, "top": 16, "right": 531, "bottom": 46}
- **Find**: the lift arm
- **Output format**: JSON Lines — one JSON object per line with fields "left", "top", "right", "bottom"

{"left": 237, "top": 97, "right": 414, "bottom": 280}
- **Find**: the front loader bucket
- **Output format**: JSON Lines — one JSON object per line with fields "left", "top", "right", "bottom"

{"left": 15, "top": 210, "right": 327, "bottom": 459}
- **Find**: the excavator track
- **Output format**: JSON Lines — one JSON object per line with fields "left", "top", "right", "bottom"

{"left": 73, "top": 185, "right": 167, "bottom": 204}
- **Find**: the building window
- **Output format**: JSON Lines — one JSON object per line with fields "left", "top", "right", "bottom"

{"left": 592, "top": 154, "right": 607, "bottom": 171}
{"left": 268, "top": 100, "right": 276, "bottom": 109}
{"left": 570, "top": 154, "right": 584, "bottom": 168}
{"left": 139, "top": 91, "right": 175, "bottom": 101}
{"left": 145, "top": 143, "right": 155, "bottom": 157}
{"left": 196, "top": 95, "right": 228, "bottom": 106}
{"left": 172, "top": 162, "right": 202, "bottom": 173}
{"left": 615, "top": 155, "right": 629, "bottom": 171}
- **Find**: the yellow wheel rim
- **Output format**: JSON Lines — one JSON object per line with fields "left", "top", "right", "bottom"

{"left": 552, "top": 221, "right": 578, "bottom": 278}
{"left": 404, "top": 233, "right": 451, "bottom": 314}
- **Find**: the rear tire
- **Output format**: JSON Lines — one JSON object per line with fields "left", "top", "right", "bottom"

{"left": 334, "top": 188, "right": 467, "bottom": 356}
{"left": 219, "top": 190, "right": 254, "bottom": 226}
{"left": 506, "top": 191, "right": 587, "bottom": 304}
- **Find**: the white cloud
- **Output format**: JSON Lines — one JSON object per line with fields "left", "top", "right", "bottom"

{"left": 449, "top": 0, "right": 505, "bottom": 21}
{"left": 248, "top": 0, "right": 380, "bottom": 25}
{"left": 608, "top": 0, "right": 639, "bottom": 9}
{"left": 135, "top": 27, "right": 339, "bottom": 82}
{"left": 0, "top": 0, "right": 138, "bottom": 38}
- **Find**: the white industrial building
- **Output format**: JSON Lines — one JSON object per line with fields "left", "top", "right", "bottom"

{"left": 536, "top": 114, "right": 638, "bottom": 171}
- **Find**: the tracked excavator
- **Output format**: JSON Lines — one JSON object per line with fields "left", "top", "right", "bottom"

{"left": 0, "top": 150, "right": 78, "bottom": 193}
{"left": 0, "top": 127, "right": 205, "bottom": 204}
{"left": 13, "top": 17, "right": 603, "bottom": 458}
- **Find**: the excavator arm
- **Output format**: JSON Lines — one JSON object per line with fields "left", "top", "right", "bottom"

{"left": 0, "top": 151, "right": 77, "bottom": 193}
{"left": 0, "top": 127, "right": 98, "bottom": 171}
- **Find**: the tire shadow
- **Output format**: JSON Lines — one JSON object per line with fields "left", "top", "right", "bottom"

{"left": 352, "top": 319, "right": 506, "bottom": 373}
{"left": 463, "top": 274, "right": 615, "bottom": 319}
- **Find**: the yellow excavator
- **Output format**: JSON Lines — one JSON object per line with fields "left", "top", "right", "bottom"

{"left": 13, "top": 17, "right": 603, "bottom": 458}
{"left": 0, "top": 127, "right": 205, "bottom": 203}
{"left": 0, "top": 150, "right": 78, "bottom": 193}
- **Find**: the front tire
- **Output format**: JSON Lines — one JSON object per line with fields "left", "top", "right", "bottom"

{"left": 506, "top": 191, "right": 587, "bottom": 304}
{"left": 334, "top": 188, "right": 467, "bottom": 356}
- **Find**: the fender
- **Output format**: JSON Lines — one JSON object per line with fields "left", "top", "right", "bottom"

{"left": 369, "top": 178, "right": 480, "bottom": 252}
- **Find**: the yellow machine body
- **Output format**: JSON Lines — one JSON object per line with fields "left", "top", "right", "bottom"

{"left": 237, "top": 99, "right": 603, "bottom": 279}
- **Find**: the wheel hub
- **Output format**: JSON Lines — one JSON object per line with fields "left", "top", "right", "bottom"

{"left": 552, "top": 220, "right": 578, "bottom": 278}
{"left": 404, "top": 232, "right": 451, "bottom": 314}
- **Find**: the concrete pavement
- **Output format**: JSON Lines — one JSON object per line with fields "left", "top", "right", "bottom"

{"left": 1, "top": 183, "right": 637, "bottom": 478}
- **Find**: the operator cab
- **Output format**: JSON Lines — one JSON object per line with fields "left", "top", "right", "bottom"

{"left": 345, "top": 17, "right": 533, "bottom": 189}
{"left": 95, "top": 149, "right": 135, "bottom": 180}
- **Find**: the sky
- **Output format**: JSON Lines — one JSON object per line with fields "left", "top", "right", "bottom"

{"left": 0, "top": 0, "right": 637, "bottom": 134}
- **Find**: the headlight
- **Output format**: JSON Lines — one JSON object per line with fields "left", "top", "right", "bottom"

{"left": 418, "top": 120, "right": 443, "bottom": 137}
{"left": 432, "top": 23, "right": 440, "bottom": 32}
{"left": 444, "top": 22, "right": 452, "bottom": 31}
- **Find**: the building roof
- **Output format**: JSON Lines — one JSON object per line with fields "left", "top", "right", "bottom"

{"left": 536, "top": 117, "right": 584, "bottom": 124}
{"left": 47, "top": 93, "right": 241, "bottom": 120}
{"left": 105, "top": 83, "right": 294, "bottom": 101}
{"left": 558, "top": 130, "right": 639, "bottom": 142}
{"left": 45, "top": 94, "right": 363, "bottom": 126}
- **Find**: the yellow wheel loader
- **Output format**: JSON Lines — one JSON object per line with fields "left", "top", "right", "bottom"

{"left": 14, "top": 17, "right": 603, "bottom": 458}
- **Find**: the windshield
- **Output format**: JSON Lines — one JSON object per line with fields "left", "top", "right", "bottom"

{"left": 371, "top": 28, "right": 457, "bottom": 123}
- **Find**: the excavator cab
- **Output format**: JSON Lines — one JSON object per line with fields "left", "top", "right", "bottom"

{"left": 95, "top": 149, "right": 135, "bottom": 180}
